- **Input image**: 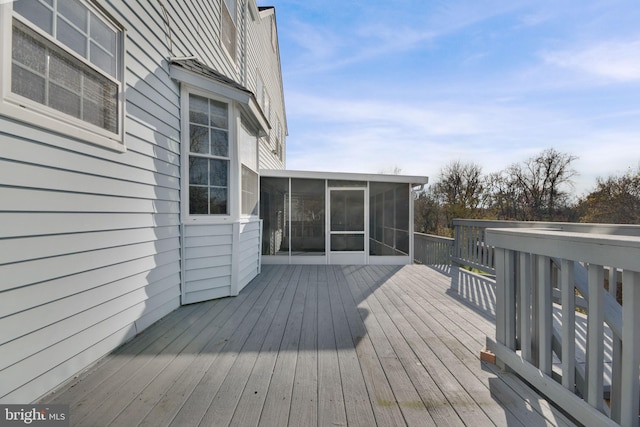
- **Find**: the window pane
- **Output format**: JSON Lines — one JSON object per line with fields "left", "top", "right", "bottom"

{"left": 50, "top": 53, "right": 82, "bottom": 92}
{"left": 189, "top": 157, "right": 208, "bottom": 185}
{"left": 12, "top": 26, "right": 46, "bottom": 74}
{"left": 209, "top": 100, "right": 228, "bottom": 128}
{"left": 189, "top": 94, "right": 208, "bottom": 125}
{"left": 209, "top": 159, "right": 228, "bottom": 187}
{"left": 242, "top": 165, "right": 258, "bottom": 215}
{"left": 209, "top": 187, "right": 228, "bottom": 214}
{"left": 221, "top": 1, "right": 236, "bottom": 59}
{"left": 49, "top": 83, "right": 81, "bottom": 118}
{"left": 189, "top": 186, "right": 208, "bottom": 214}
{"left": 211, "top": 129, "right": 228, "bottom": 157}
{"left": 14, "top": 0, "right": 53, "bottom": 35}
{"left": 11, "top": 64, "right": 45, "bottom": 104}
{"left": 90, "top": 42, "right": 116, "bottom": 77}
{"left": 83, "top": 72, "right": 118, "bottom": 133}
{"left": 90, "top": 12, "right": 115, "bottom": 53}
{"left": 189, "top": 125, "right": 209, "bottom": 154}
{"left": 58, "top": 0, "right": 87, "bottom": 31}
{"left": 57, "top": 17, "right": 87, "bottom": 57}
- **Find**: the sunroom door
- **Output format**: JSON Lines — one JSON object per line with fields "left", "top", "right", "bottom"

{"left": 328, "top": 189, "right": 367, "bottom": 264}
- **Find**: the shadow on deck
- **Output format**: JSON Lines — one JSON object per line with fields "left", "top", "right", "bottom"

{"left": 41, "top": 265, "right": 574, "bottom": 426}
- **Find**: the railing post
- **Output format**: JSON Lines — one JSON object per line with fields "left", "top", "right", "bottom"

{"left": 495, "top": 247, "right": 516, "bottom": 359}
{"left": 620, "top": 271, "right": 640, "bottom": 427}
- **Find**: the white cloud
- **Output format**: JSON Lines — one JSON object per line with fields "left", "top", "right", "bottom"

{"left": 542, "top": 39, "right": 640, "bottom": 82}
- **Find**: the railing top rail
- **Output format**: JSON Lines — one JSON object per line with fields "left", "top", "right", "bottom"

{"left": 414, "top": 232, "right": 455, "bottom": 242}
{"left": 486, "top": 228, "right": 640, "bottom": 271}
{"left": 453, "top": 219, "right": 640, "bottom": 236}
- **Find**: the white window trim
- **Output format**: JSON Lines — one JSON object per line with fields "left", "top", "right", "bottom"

{"left": 0, "top": 1, "right": 125, "bottom": 152}
{"left": 181, "top": 85, "right": 238, "bottom": 224}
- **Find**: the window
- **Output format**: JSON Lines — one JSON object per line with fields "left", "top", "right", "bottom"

{"left": 1, "top": 0, "right": 124, "bottom": 150}
{"left": 239, "top": 120, "right": 258, "bottom": 216}
{"left": 242, "top": 165, "right": 258, "bottom": 216}
{"left": 221, "top": 0, "right": 236, "bottom": 61}
{"left": 188, "top": 94, "right": 230, "bottom": 215}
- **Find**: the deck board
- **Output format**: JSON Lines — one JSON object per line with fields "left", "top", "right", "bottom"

{"left": 41, "top": 264, "right": 574, "bottom": 426}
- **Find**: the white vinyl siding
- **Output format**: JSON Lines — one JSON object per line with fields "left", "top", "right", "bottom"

{"left": 182, "top": 224, "right": 234, "bottom": 304}
{"left": 238, "top": 220, "right": 261, "bottom": 291}
{"left": 0, "top": 0, "right": 180, "bottom": 404}
{"left": 181, "top": 219, "right": 261, "bottom": 303}
{"left": 0, "top": 0, "right": 285, "bottom": 404}
{"left": 246, "top": 8, "right": 286, "bottom": 169}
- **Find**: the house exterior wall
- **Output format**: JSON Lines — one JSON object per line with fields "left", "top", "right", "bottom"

{"left": 248, "top": 7, "right": 287, "bottom": 170}
{"left": 0, "top": 0, "right": 285, "bottom": 403}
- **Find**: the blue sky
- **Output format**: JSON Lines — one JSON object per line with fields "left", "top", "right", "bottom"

{"left": 258, "top": 0, "right": 640, "bottom": 196}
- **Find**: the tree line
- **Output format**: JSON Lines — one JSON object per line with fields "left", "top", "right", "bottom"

{"left": 414, "top": 148, "right": 640, "bottom": 236}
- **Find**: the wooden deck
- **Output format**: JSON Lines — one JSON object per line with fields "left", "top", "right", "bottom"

{"left": 41, "top": 265, "right": 575, "bottom": 426}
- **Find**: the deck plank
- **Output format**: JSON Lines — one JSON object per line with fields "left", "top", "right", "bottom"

{"left": 257, "top": 266, "right": 308, "bottom": 427}
{"left": 288, "top": 265, "right": 319, "bottom": 427}
{"left": 344, "top": 265, "right": 438, "bottom": 427}
{"left": 326, "top": 266, "right": 378, "bottom": 427}
{"left": 198, "top": 264, "right": 300, "bottom": 426}
{"left": 317, "top": 266, "right": 348, "bottom": 426}
{"left": 228, "top": 265, "right": 303, "bottom": 427}
{"left": 41, "top": 264, "right": 575, "bottom": 427}
{"left": 168, "top": 265, "right": 294, "bottom": 427}
{"left": 333, "top": 267, "right": 408, "bottom": 426}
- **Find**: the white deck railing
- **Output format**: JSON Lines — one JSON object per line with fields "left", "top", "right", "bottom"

{"left": 485, "top": 228, "right": 640, "bottom": 427}
{"left": 414, "top": 232, "right": 453, "bottom": 265}
{"left": 414, "top": 220, "right": 640, "bottom": 425}
{"left": 450, "top": 219, "right": 640, "bottom": 274}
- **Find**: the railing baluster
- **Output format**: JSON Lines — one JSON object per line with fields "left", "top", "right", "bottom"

{"left": 538, "top": 255, "right": 553, "bottom": 375}
{"left": 520, "top": 252, "right": 532, "bottom": 362}
{"left": 587, "top": 264, "right": 604, "bottom": 411}
{"left": 561, "top": 259, "right": 575, "bottom": 391}
{"left": 621, "top": 271, "right": 640, "bottom": 427}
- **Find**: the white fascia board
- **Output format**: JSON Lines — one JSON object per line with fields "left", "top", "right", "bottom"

{"left": 259, "top": 168, "right": 428, "bottom": 186}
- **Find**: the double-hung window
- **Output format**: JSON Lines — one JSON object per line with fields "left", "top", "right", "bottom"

{"left": 188, "top": 93, "right": 230, "bottom": 216}
{"left": 1, "top": 0, "right": 124, "bottom": 150}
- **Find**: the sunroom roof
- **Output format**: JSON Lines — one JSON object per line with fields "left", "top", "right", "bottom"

{"left": 260, "top": 169, "right": 428, "bottom": 187}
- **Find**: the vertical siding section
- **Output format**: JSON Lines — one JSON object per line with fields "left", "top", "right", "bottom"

{"left": 0, "top": 0, "right": 181, "bottom": 403}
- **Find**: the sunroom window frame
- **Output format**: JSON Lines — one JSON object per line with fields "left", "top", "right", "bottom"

{"left": 181, "top": 85, "right": 238, "bottom": 224}
{"left": 0, "top": 0, "right": 125, "bottom": 152}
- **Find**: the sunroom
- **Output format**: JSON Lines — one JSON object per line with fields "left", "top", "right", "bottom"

{"left": 260, "top": 169, "right": 428, "bottom": 265}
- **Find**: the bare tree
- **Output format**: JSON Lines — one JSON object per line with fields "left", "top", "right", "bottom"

{"left": 431, "top": 161, "right": 485, "bottom": 226}
{"left": 506, "top": 148, "right": 577, "bottom": 220}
